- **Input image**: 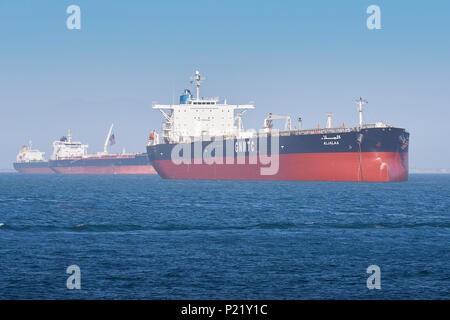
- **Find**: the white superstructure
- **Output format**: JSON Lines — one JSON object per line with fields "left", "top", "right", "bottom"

{"left": 153, "top": 70, "right": 255, "bottom": 143}
{"left": 51, "top": 130, "right": 88, "bottom": 159}
{"left": 150, "top": 72, "right": 388, "bottom": 146}
{"left": 16, "top": 141, "right": 46, "bottom": 163}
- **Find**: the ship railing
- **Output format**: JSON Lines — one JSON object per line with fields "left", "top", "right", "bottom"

{"left": 282, "top": 128, "right": 351, "bottom": 136}
{"left": 279, "top": 123, "right": 394, "bottom": 136}
{"left": 162, "top": 123, "right": 396, "bottom": 144}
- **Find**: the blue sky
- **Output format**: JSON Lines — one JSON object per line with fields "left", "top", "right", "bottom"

{"left": 0, "top": 0, "right": 449, "bottom": 170}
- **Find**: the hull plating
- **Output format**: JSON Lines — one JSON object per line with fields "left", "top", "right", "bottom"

{"left": 13, "top": 162, "right": 53, "bottom": 174}
{"left": 14, "top": 167, "right": 54, "bottom": 174}
{"left": 147, "top": 127, "right": 409, "bottom": 181}
{"left": 48, "top": 153, "right": 157, "bottom": 175}
{"left": 151, "top": 152, "right": 408, "bottom": 181}
{"left": 51, "top": 165, "right": 156, "bottom": 175}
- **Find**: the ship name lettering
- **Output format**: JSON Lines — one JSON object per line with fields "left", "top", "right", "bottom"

{"left": 234, "top": 140, "right": 255, "bottom": 153}
{"left": 322, "top": 134, "right": 341, "bottom": 140}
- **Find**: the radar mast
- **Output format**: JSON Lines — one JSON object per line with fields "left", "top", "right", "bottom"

{"left": 190, "top": 70, "right": 205, "bottom": 100}
{"left": 356, "top": 97, "right": 368, "bottom": 127}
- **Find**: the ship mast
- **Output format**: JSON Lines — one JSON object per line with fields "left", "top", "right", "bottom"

{"left": 103, "top": 123, "right": 114, "bottom": 154}
{"left": 356, "top": 97, "right": 368, "bottom": 127}
{"left": 191, "top": 70, "right": 204, "bottom": 100}
{"left": 326, "top": 112, "right": 333, "bottom": 128}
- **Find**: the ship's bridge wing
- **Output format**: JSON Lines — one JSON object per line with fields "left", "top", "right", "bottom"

{"left": 153, "top": 103, "right": 254, "bottom": 109}
{"left": 229, "top": 104, "right": 255, "bottom": 109}
{"left": 153, "top": 104, "right": 175, "bottom": 109}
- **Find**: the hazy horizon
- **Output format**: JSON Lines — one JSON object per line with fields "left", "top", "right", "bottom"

{"left": 1, "top": 0, "right": 449, "bottom": 170}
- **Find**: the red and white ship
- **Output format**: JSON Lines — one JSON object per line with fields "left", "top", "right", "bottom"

{"left": 48, "top": 124, "right": 156, "bottom": 175}
{"left": 147, "top": 71, "right": 409, "bottom": 181}
{"left": 13, "top": 141, "right": 53, "bottom": 173}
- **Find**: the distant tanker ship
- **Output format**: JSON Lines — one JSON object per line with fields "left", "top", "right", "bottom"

{"left": 147, "top": 71, "right": 409, "bottom": 181}
{"left": 13, "top": 142, "right": 53, "bottom": 173}
{"left": 14, "top": 125, "right": 156, "bottom": 175}
{"left": 48, "top": 125, "right": 156, "bottom": 174}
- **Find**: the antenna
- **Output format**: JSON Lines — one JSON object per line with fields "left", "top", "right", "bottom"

{"left": 355, "top": 97, "right": 368, "bottom": 127}
{"left": 190, "top": 70, "right": 205, "bottom": 100}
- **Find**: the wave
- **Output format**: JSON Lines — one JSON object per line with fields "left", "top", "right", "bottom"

{"left": 0, "top": 221, "right": 448, "bottom": 233}
{"left": 328, "top": 222, "right": 450, "bottom": 229}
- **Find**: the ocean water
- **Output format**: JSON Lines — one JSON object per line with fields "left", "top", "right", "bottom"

{"left": 0, "top": 173, "right": 448, "bottom": 299}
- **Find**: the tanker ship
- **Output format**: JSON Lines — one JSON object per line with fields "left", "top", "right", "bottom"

{"left": 146, "top": 71, "right": 409, "bottom": 181}
{"left": 13, "top": 141, "right": 53, "bottom": 173}
{"left": 49, "top": 124, "right": 156, "bottom": 174}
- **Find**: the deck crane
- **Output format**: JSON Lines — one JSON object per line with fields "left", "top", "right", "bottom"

{"left": 103, "top": 123, "right": 114, "bottom": 154}
{"left": 263, "top": 113, "right": 292, "bottom": 131}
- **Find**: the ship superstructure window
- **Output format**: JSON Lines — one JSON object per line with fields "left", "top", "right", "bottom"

{"left": 191, "top": 101, "right": 217, "bottom": 105}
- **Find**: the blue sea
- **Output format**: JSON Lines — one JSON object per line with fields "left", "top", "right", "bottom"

{"left": 0, "top": 173, "right": 448, "bottom": 299}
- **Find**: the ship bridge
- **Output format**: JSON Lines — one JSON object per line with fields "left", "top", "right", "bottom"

{"left": 153, "top": 71, "right": 254, "bottom": 143}
{"left": 51, "top": 129, "right": 88, "bottom": 159}
{"left": 16, "top": 141, "right": 46, "bottom": 163}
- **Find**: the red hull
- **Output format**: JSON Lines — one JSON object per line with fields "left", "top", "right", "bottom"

{"left": 152, "top": 152, "right": 408, "bottom": 182}
{"left": 15, "top": 167, "right": 54, "bottom": 174}
{"left": 51, "top": 165, "right": 157, "bottom": 175}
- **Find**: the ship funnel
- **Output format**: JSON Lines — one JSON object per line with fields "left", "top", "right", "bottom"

{"left": 326, "top": 112, "right": 332, "bottom": 128}
{"left": 180, "top": 89, "right": 192, "bottom": 104}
